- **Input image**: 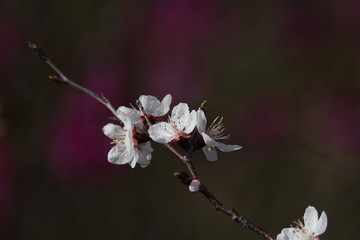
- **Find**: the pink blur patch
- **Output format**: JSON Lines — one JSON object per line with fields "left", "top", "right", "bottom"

{"left": 47, "top": 64, "right": 129, "bottom": 184}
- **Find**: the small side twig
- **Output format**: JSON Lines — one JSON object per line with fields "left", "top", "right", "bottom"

{"left": 29, "top": 42, "right": 118, "bottom": 118}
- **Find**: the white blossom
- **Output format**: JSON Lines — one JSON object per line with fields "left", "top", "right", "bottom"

{"left": 118, "top": 94, "right": 172, "bottom": 129}
{"left": 276, "top": 206, "right": 327, "bottom": 240}
{"left": 196, "top": 110, "right": 242, "bottom": 161}
{"left": 102, "top": 111, "right": 153, "bottom": 168}
{"left": 148, "top": 103, "right": 197, "bottom": 143}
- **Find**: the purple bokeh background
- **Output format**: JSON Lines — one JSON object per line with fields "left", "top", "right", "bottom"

{"left": 1, "top": 0, "right": 360, "bottom": 239}
{"left": 48, "top": 63, "right": 128, "bottom": 183}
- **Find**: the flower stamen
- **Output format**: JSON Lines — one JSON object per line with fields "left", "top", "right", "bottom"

{"left": 207, "top": 116, "right": 229, "bottom": 140}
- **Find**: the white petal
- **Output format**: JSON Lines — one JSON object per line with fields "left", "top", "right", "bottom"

{"left": 202, "top": 146, "right": 218, "bottom": 161}
{"left": 139, "top": 95, "right": 162, "bottom": 116}
{"left": 196, "top": 110, "right": 207, "bottom": 133}
{"left": 276, "top": 231, "right": 288, "bottom": 240}
{"left": 202, "top": 132, "right": 242, "bottom": 153}
{"left": 159, "top": 94, "right": 172, "bottom": 116}
{"left": 279, "top": 228, "right": 303, "bottom": 240}
{"left": 107, "top": 146, "right": 130, "bottom": 165}
{"left": 102, "top": 123, "right": 124, "bottom": 139}
{"left": 315, "top": 211, "right": 327, "bottom": 236}
{"left": 117, "top": 106, "right": 143, "bottom": 129}
{"left": 148, "top": 122, "right": 177, "bottom": 143}
{"left": 215, "top": 142, "right": 242, "bottom": 152}
{"left": 171, "top": 103, "right": 195, "bottom": 132}
{"left": 202, "top": 133, "right": 218, "bottom": 147}
{"left": 125, "top": 126, "right": 135, "bottom": 153}
{"left": 171, "top": 103, "right": 189, "bottom": 120}
{"left": 139, "top": 94, "right": 171, "bottom": 116}
{"left": 137, "top": 142, "right": 154, "bottom": 168}
{"left": 129, "top": 150, "right": 139, "bottom": 168}
{"left": 116, "top": 110, "right": 133, "bottom": 130}
{"left": 304, "top": 206, "right": 318, "bottom": 235}
{"left": 183, "top": 110, "right": 197, "bottom": 134}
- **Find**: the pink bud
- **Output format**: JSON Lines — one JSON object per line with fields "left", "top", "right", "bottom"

{"left": 188, "top": 178, "right": 202, "bottom": 192}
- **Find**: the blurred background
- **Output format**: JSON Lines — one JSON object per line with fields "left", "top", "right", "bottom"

{"left": 1, "top": 0, "right": 360, "bottom": 239}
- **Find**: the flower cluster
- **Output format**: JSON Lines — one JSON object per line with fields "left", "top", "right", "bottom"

{"left": 277, "top": 206, "right": 327, "bottom": 240}
{"left": 102, "top": 94, "right": 241, "bottom": 168}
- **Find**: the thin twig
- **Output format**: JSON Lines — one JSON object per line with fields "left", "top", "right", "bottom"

{"left": 174, "top": 171, "right": 275, "bottom": 240}
{"left": 164, "top": 143, "right": 197, "bottom": 178}
{"left": 31, "top": 43, "right": 275, "bottom": 240}
{"left": 29, "top": 42, "right": 118, "bottom": 118}
{"left": 136, "top": 100, "right": 274, "bottom": 239}
{"left": 201, "top": 185, "right": 275, "bottom": 240}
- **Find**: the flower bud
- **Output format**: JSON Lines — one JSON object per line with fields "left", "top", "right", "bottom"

{"left": 188, "top": 178, "right": 202, "bottom": 192}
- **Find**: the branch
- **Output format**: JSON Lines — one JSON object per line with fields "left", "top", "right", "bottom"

{"left": 136, "top": 101, "right": 274, "bottom": 240}
{"left": 164, "top": 143, "right": 197, "bottom": 178}
{"left": 174, "top": 171, "right": 275, "bottom": 240}
{"left": 31, "top": 43, "right": 275, "bottom": 240}
{"left": 28, "top": 42, "right": 118, "bottom": 118}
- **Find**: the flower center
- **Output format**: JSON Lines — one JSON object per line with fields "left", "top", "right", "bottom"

{"left": 111, "top": 137, "right": 126, "bottom": 146}
{"left": 207, "top": 116, "right": 229, "bottom": 140}
{"left": 291, "top": 219, "right": 315, "bottom": 240}
{"left": 168, "top": 116, "right": 183, "bottom": 135}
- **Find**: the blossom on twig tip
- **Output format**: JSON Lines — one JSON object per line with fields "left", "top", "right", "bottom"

{"left": 276, "top": 206, "right": 327, "bottom": 240}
